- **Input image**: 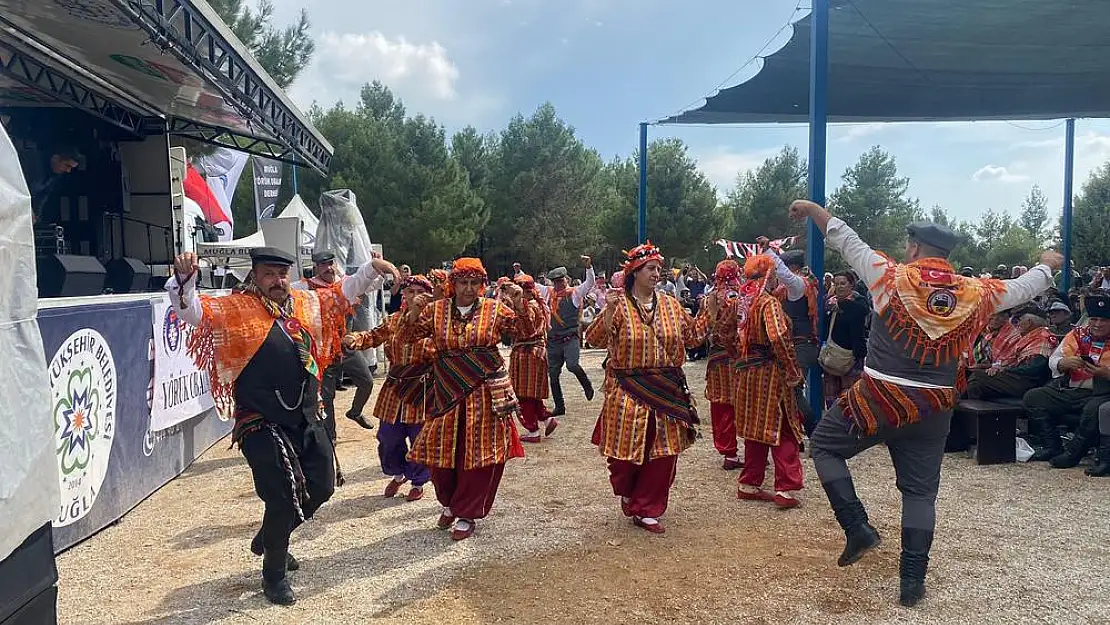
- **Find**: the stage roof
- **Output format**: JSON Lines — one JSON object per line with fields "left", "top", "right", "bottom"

{"left": 0, "top": 0, "right": 331, "bottom": 173}
{"left": 664, "top": 0, "right": 1110, "bottom": 124}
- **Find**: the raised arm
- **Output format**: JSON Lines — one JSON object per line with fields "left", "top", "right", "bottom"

{"left": 573, "top": 258, "right": 596, "bottom": 305}
{"left": 767, "top": 252, "right": 806, "bottom": 302}
{"left": 167, "top": 253, "right": 204, "bottom": 327}
{"left": 341, "top": 257, "right": 397, "bottom": 303}
{"left": 995, "top": 253, "right": 1063, "bottom": 311}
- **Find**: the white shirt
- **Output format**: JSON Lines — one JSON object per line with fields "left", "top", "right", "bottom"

{"left": 166, "top": 261, "right": 386, "bottom": 327}
{"left": 767, "top": 252, "right": 806, "bottom": 301}
{"left": 536, "top": 267, "right": 596, "bottom": 308}
{"left": 825, "top": 216, "right": 1054, "bottom": 388}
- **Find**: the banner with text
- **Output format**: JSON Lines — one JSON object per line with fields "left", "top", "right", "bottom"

{"left": 252, "top": 156, "right": 283, "bottom": 222}
{"left": 150, "top": 296, "right": 214, "bottom": 431}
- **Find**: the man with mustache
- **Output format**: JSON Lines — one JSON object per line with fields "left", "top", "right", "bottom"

{"left": 167, "top": 247, "right": 396, "bottom": 605}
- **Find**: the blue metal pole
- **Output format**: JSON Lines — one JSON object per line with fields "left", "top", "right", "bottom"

{"left": 806, "top": 0, "right": 830, "bottom": 424}
{"left": 638, "top": 122, "right": 649, "bottom": 244}
{"left": 1061, "top": 118, "right": 1075, "bottom": 294}
{"left": 291, "top": 152, "right": 299, "bottom": 195}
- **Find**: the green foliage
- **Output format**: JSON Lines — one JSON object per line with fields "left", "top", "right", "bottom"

{"left": 828, "top": 146, "right": 923, "bottom": 257}
{"left": 598, "top": 138, "right": 724, "bottom": 266}
{"left": 208, "top": 0, "right": 314, "bottom": 88}
{"left": 1019, "top": 184, "right": 1050, "bottom": 244}
{"left": 722, "top": 146, "right": 807, "bottom": 244}
{"left": 1070, "top": 163, "right": 1110, "bottom": 271}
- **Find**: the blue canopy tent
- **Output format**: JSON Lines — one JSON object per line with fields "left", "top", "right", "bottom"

{"left": 645, "top": 0, "right": 1108, "bottom": 416}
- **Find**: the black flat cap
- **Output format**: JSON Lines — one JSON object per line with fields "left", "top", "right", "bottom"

{"left": 780, "top": 250, "right": 805, "bottom": 268}
{"left": 250, "top": 246, "right": 295, "bottom": 266}
{"left": 906, "top": 222, "right": 960, "bottom": 256}
{"left": 548, "top": 266, "right": 569, "bottom": 280}
{"left": 1086, "top": 293, "right": 1110, "bottom": 319}
{"left": 311, "top": 250, "right": 337, "bottom": 264}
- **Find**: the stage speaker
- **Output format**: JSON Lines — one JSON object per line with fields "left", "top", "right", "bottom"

{"left": 36, "top": 254, "right": 106, "bottom": 298}
{"left": 105, "top": 257, "right": 152, "bottom": 294}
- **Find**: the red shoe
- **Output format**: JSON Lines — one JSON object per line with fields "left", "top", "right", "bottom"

{"left": 737, "top": 487, "right": 775, "bottom": 502}
{"left": 633, "top": 516, "right": 666, "bottom": 534}
{"left": 451, "top": 520, "right": 475, "bottom": 541}
{"left": 722, "top": 457, "right": 743, "bottom": 471}
{"left": 544, "top": 418, "right": 560, "bottom": 437}
{"left": 406, "top": 486, "right": 424, "bottom": 502}
{"left": 384, "top": 477, "right": 408, "bottom": 498}
{"left": 521, "top": 431, "right": 542, "bottom": 443}
{"left": 773, "top": 493, "right": 800, "bottom": 509}
{"left": 437, "top": 511, "right": 455, "bottom": 530}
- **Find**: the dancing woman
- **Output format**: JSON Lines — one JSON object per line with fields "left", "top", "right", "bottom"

{"left": 586, "top": 242, "right": 708, "bottom": 534}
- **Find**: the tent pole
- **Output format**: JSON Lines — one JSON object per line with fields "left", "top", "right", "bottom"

{"left": 1061, "top": 118, "right": 1075, "bottom": 293}
{"left": 638, "top": 122, "right": 649, "bottom": 244}
{"left": 806, "top": 0, "right": 830, "bottom": 423}
{"left": 291, "top": 152, "right": 299, "bottom": 195}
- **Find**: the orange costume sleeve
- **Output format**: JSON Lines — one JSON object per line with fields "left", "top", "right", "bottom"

{"left": 763, "top": 296, "right": 802, "bottom": 383}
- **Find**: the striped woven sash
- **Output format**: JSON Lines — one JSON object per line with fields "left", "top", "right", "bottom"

{"left": 387, "top": 362, "right": 432, "bottom": 405}
{"left": 429, "top": 347, "right": 505, "bottom": 418}
{"left": 840, "top": 372, "right": 957, "bottom": 436}
{"left": 612, "top": 366, "right": 699, "bottom": 431}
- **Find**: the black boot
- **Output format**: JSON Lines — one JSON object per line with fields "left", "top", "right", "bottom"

{"left": 1050, "top": 429, "right": 1096, "bottom": 469}
{"left": 822, "top": 476, "right": 881, "bottom": 567}
{"left": 251, "top": 531, "right": 299, "bottom": 571}
{"left": 899, "top": 528, "right": 933, "bottom": 607}
{"left": 262, "top": 550, "right": 296, "bottom": 605}
{"left": 582, "top": 377, "right": 595, "bottom": 401}
{"left": 1084, "top": 436, "right": 1110, "bottom": 477}
{"left": 1029, "top": 420, "right": 1062, "bottom": 462}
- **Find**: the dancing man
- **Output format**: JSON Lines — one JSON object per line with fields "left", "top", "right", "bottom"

{"left": 790, "top": 199, "right": 1059, "bottom": 607}
{"left": 765, "top": 245, "right": 820, "bottom": 433}
{"left": 720, "top": 254, "right": 805, "bottom": 509}
{"left": 343, "top": 274, "right": 437, "bottom": 501}
{"left": 701, "top": 259, "right": 743, "bottom": 470}
{"left": 503, "top": 273, "right": 557, "bottom": 443}
{"left": 400, "top": 258, "right": 534, "bottom": 540}
{"left": 294, "top": 250, "right": 381, "bottom": 439}
{"left": 168, "top": 247, "right": 396, "bottom": 605}
{"left": 538, "top": 257, "right": 596, "bottom": 415}
{"left": 587, "top": 242, "right": 707, "bottom": 534}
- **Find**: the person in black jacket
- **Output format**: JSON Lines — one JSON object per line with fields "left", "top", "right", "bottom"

{"left": 823, "top": 271, "right": 870, "bottom": 404}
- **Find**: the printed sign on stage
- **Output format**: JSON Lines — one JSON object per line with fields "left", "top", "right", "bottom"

{"left": 151, "top": 295, "right": 214, "bottom": 431}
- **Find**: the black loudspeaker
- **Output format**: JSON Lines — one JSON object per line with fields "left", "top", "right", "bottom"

{"left": 36, "top": 254, "right": 106, "bottom": 298}
{"left": 105, "top": 257, "right": 152, "bottom": 294}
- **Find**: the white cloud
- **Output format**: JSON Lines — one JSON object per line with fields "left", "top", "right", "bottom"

{"left": 694, "top": 146, "right": 781, "bottom": 194}
{"left": 315, "top": 31, "right": 460, "bottom": 100}
{"left": 972, "top": 164, "right": 1029, "bottom": 183}
{"left": 831, "top": 123, "right": 885, "bottom": 144}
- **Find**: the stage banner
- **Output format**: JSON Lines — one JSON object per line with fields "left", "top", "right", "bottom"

{"left": 151, "top": 295, "right": 214, "bottom": 431}
{"left": 252, "top": 156, "right": 283, "bottom": 222}
{"left": 39, "top": 299, "right": 231, "bottom": 553}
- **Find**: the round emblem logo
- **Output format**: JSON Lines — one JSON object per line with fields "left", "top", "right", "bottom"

{"left": 51, "top": 328, "right": 117, "bottom": 527}
{"left": 926, "top": 289, "right": 958, "bottom": 317}
{"left": 163, "top": 306, "right": 182, "bottom": 353}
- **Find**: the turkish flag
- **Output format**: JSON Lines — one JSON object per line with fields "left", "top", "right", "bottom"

{"left": 183, "top": 163, "right": 233, "bottom": 240}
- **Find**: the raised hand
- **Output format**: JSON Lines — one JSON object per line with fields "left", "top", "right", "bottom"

{"left": 1039, "top": 251, "right": 1064, "bottom": 272}
{"left": 788, "top": 199, "right": 822, "bottom": 222}
{"left": 173, "top": 252, "right": 198, "bottom": 280}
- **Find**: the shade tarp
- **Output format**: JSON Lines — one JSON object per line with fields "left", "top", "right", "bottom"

{"left": 665, "top": 0, "right": 1110, "bottom": 124}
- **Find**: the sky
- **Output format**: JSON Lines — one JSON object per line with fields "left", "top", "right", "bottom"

{"left": 271, "top": 0, "right": 1110, "bottom": 225}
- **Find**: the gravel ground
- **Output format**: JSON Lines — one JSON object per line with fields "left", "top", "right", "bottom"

{"left": 57, "top": 350, "right": 1110, "bottom": 625}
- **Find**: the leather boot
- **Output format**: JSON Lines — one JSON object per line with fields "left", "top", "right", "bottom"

{"left": 1085, "top": 436, "right": 1110, "bottom": 477}
{"left": 899, "top": 528, "right": 933, "bottom": 607}
{"left": 822, "top": 476, "right": 881, "bottom": 567}
{"left": 262, "top": 550, "right": 296, "bottom": 605}
{"left": 1050, "top": 428, "right": 1097, "bottom": 469}
{"left": 1028, "top": 419, "right": 1062, "bottom": 462}
{"left": 251, "top": 530, "right": 299, "bottom": 571}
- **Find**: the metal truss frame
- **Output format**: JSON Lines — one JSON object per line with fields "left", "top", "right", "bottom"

{"left": 113, "top": 0, "right": 332, "bottom": 174}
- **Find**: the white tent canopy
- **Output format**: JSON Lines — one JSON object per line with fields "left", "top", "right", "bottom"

{"left": 0, "top": 119, "right": 57, "bottom": 562}
{"left": 195, "top": 194, "right": 318, "bottom": 261}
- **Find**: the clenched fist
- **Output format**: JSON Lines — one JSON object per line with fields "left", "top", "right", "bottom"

{"left": 173, "top": 252, "right": 198, "bottom": 280}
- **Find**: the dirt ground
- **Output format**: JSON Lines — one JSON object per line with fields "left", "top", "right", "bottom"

{"left": 56, "top": 350, "right": 1110, "bottom": 625}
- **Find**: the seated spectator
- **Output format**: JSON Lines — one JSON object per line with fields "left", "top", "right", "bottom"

{"left": 1047, "top": 300, "right": 1076, "bottom": 338}
{"left": 1023, "top": 293, "right": 1110, "bottom": 467}
{"left": 1088, "top": 401, "right": 1110, "bottom": 477}
{"left": 966, "top": 312, "right": 1055, "bottom": 400}
{"left": 969, "top": 309, "right": 1019, "bottom": 369}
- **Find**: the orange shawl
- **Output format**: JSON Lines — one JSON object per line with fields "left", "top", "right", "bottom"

{"left": 1003, "top": 327, "right": 1057, "bottom": 367}
{"left": 186, "top": 286, "right": 352, "bottom": 411}
{"left": 872, "top": 255, "right": 1006, "bottom": 365}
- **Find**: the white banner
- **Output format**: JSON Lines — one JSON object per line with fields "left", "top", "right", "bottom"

{"left": 151, "top": 295, "right": 214, "bottom": 430}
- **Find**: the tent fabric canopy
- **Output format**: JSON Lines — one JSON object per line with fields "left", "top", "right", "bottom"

{"left": 664, "top": 0, "right": 1110, "bottom": 124}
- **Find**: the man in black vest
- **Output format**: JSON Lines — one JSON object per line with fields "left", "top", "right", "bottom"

{"left": 768, "top": 249, "right": 819, "bottom": 432}
{"left": 539, "top": 258, "right": 596, "bottom": 415}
